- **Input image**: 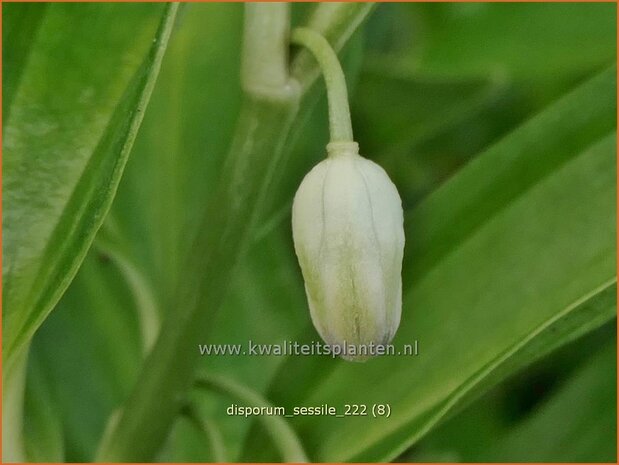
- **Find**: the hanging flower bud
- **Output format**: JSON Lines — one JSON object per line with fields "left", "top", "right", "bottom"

{"left": 292, "top": 142, "right": 405, "bottom": 361}
{"left": 290, "top": 28, "right": 405, "bottom": 361}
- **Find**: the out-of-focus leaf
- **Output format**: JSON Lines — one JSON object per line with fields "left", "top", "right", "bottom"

{"left": 161, "top": 415, "right": 226, "bottom": 463}
{"left": 29, "top": 252, "right": 143, "bottom": 461}
{"left": 410, "top": 321, "right": 616, "bottom": 462}
{"left": 23, "top": 354, "right": 64, "bottom": 462}
{"left": 485, "top": 340, "right": 616, "bottom": 461}
{"left": 2, "top": 3, "right": 175, "bottom": 375}
{"left": 356, "top": 3, "right": 616, "bottom": 209}
{"left": 110, "top": 3, "right": 243, "bottom": 309}
{"left": 367, "top": 3, "right": 616, "bottom": 80}
{"left": 243, "top": 67, "right": 616, "bottom": 462}
{"left": 2, "top": 3, "right": 47, "bottom": 120}
{"left": 352, "top": 73, "right": 506, "bottom": 206}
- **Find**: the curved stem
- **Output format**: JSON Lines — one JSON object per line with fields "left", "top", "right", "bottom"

{"left": 291, "top": 27, "right": 354, "bottom": 144}
{"left": 291, "top": 3, "right": 376, "bottom": 91}
{"left": 94, "top": 238, "right": 160, "bottom": 354}
{"left": 195, "top": 374, "right": 308, "bottom": 463}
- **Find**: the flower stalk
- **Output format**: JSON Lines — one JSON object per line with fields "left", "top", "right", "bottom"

{"left": 291, "top": 27, "right": 353, "bottom": 144}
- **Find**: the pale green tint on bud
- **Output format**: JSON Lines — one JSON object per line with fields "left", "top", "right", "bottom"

{"left": 292, "top": 143, "right": 405, "bottom": 361}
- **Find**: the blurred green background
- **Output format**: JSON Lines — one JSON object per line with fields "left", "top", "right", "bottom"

{"left": 3, "top": 2, "right": 616, "bottom": 462}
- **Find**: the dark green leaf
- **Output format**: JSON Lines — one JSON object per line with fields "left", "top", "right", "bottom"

{"left": 485, "top": 340, "right": 616, "bottom": 461}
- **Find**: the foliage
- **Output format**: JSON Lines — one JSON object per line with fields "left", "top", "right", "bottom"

{"left": 3, "top": 2, "right": 616, "bottom": 462}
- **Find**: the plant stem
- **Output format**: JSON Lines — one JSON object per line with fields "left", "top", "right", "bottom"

{"left": 242, "top": 3, "right": 290, "bottom": 99}
{"left": 195, "top": 374, "right": 308, "bottom": 463}
{"left": 96, "top": 96, "right": 300, "bottom": 464}
{"left": 291, "top": 27, "right": 353, "bottom": 144}
{"left": 95, "top": 5, "right": 299, "bottom": 461}
{"left": 291, "top": 3, "right": 376, "bottom": 92}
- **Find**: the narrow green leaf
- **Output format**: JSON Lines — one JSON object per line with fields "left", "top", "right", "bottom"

{"left": 243, "top": 66, "right": 617, "bottom": 462}
{"left": 484, "top": 340, "right": 616, "bottom": 462}
{"left": 2, "top": 3, "right": 177, "bottom": 374}
{"left": 110, "top": 3, "right": 244, "bottom": 307}
{"left": 410, "top": 321, "right": 616, "bottom": 462}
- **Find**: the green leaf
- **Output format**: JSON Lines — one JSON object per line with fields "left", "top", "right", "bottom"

{"left": 2, "top": 3, "right": 177, "bottom": 375}
{"left": 367, "top": 3, "right": 616, "bottom": 80}
{"left": 28, "top": 5, "right": 305, "bottom": 460}
{"left": 28, "top": 251, "right": 144, "bottom": 461}
{"left": 23, "top": 354, "right": 65, "bottom": 462}
{"left": 242, "top": 66, "right": 617, "bottom": 461}
{"left": 485, "top": 339, "right": 616, "bottom": 461}
{"left": 2, "top": 3, "right": 47, "bottom": 120}
{"left": 357, "top": 4, "right": 617, "bottom": 208}
{"left": 110, "top": 3, "right": 244, "bottom": 306}
{"left": 411, "top": 322, "right": 616, "bottom": 462}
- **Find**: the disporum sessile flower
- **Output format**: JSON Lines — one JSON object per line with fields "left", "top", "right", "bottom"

{"left": 292, "top": 142, "right": 405, "bottom": 361}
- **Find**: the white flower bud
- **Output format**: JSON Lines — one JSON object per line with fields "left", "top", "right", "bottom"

{"left": 292, "top": 142, "right": 405, "bottom": 361}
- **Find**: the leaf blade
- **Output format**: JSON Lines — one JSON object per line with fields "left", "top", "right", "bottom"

{"left": 2, "top": 3, "right": 178, "bottom": 372}
{"left": 242, "top": 67, "right": 617, "bottom": 462}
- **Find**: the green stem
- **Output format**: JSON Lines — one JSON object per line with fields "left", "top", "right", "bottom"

{"left": 96, "top": 97, "right": 299, "bottom": 465}
{"left": 291, "top": 3, "right": 376, "bottom": 91}
{"left": 242, "top": 3, "right": 291, "bottom": 100}
{"left": 195, "top": 374, "right": 308, "bottom": 463}
{"left": 95, "top": 5, "right": 299, "bottom": 461}
{"left": 291, "top": 27, "right": 354, "bottom": 144}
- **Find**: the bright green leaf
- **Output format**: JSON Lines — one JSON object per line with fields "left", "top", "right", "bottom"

{"left": 2, "top": 3, "right": 176, "bottom": 374}
{"left": 243, "top": 66, "right": 617, "bottom": 462}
